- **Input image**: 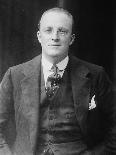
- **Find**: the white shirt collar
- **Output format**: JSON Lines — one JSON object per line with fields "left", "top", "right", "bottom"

{"left": 42, "top": 55, "right": 69, "bottom": 85}
{"left": 42, "top": 55, "right": 69, "bottom": 71}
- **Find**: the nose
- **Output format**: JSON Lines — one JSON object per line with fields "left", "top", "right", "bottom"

{"left": 51, "top": 31, "right": 59, "bottom": 41}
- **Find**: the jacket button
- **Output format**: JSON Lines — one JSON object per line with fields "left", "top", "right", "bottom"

{"left": 49, "top": 114, "right": 56, "bottom": 120}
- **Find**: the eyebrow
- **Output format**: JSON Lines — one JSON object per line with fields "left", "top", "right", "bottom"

{"left": 43, "top": 26, "right": 69, "bottom": 30}
{"left": 58, "top": 27, "right": 69, "bottom": 31}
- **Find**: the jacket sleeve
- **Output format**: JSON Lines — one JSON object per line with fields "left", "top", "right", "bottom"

{"left": 90, "top": 68, "right": 116, "bottom": 155}
{"left": 0, "top": 68, "right": 13, "bottom": 155}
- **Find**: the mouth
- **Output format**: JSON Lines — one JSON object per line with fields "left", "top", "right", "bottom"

{"left": 48, "top": 44, "right": 61, "bottom": 47}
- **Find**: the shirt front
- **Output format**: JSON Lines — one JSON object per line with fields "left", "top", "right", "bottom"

{"left": 41, "top": 55, "right": 69, "bottom": 86}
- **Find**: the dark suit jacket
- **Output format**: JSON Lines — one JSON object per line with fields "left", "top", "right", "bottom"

{"left": 0, "top": 54, "right": 116, "bottom": 155}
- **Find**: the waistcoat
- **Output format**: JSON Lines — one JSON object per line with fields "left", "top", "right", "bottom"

{"left": 35, "top": 64, "right": 87, "bottom": 155}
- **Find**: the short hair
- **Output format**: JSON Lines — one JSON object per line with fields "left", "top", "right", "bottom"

{"left": 38, "top": 7, "right": 75, "bottom": 34}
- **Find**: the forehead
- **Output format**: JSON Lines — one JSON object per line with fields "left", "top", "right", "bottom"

{"left": 40, "top": 11, "right": 73, "bottom": 29}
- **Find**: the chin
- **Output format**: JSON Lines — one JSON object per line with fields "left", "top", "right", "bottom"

{"left": 44, "top": 48, "right": 68, "bottom": 59}
{"left": 47, "top": 50, "right": 63, "bottom": 57}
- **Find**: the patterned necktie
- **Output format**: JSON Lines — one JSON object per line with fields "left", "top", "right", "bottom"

{"left": 45, "top": 65, "right": 62, "bottom": 98}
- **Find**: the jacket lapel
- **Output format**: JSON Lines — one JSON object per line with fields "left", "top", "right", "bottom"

{"left": 70, "top": 56, "right": 91, "bottom": 134}
{"left": 20, "top": 55, "right": 41, "bottom": 151}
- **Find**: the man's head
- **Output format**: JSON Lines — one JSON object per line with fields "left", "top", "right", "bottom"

{"left": 37, "top": 7, "right": 75, "bottom": 63}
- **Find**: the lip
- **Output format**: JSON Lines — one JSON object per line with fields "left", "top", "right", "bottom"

{"left": 48, "top": 44, "right": 61, "bottom": 46}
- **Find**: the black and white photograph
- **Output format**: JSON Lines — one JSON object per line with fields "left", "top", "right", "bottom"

{"left": 0, "top": 0, "right": 116, "bottom": 155}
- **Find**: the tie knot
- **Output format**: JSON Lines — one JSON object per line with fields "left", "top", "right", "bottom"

{"left": 50, "top": 65, "right": 58, "bottom": 75}
{"left": 46, "top": 65, "right": 63, "bottom": 98}
{"left": 47, "top": 65, "right": 62, "bottom": 86}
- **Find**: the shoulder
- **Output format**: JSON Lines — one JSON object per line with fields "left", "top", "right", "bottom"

{"left": 70, "top": 55, "right": 104, "bottom": 75}
{"left": 10, "top": 55, "right": 41, "bottom": 73}
{"left": 70, "top": 55, "right": 112, "bottom": 87}
{"left": 6, "top": 55, "right": 41, "bottom": 81}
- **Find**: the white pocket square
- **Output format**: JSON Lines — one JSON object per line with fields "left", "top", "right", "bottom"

{"left": 89, "top": 95, "right": 96, "bottom": 110}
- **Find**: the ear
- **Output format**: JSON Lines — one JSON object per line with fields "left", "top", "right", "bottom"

{"left": 69, "top": 34, "right": 75, "bottom": 45}
{"left": 37, "top": 31, "right": 41, "bottom": 43}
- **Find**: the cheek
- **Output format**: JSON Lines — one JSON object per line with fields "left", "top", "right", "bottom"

{"left": 40, "top": 38, "right": 49, "bottom": 47}
{"left": 62, "top": 38, "right": 71, "bottom": 46}
{"left": 62, "top": 36, "right": 71, "bottom": 43}
{"left": 39, "top": 34, "right": 49, "bottom": 42}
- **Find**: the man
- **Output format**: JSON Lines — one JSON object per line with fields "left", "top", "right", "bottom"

{"left": 0, "top": 7, "right": 116, "bottom": 155}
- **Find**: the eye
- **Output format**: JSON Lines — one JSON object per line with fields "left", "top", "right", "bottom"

{"left": 44, "top": 27, "right": 52, "bottom": 33}
{"left": 58, "top": 29, "right": 68, "bottom": 35}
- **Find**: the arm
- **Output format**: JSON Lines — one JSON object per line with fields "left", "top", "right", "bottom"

{"left": 0, "top": 68, "right": 13, "bottom": 155}
{"left": 90, "top": 68, "right": 116, "bottom": 155}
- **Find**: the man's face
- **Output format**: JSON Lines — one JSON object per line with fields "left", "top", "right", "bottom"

{"left": 37, "top": 11, "right": 74, "bottom": 60}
